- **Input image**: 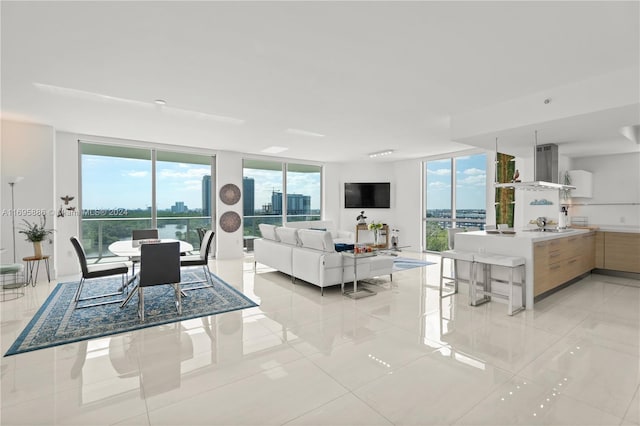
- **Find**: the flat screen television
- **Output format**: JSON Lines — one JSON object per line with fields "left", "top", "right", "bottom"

{"left": 344, "top": 182, "right": 390, "bottom": 208}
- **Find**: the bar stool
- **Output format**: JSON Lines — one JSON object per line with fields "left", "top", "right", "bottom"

{"left": 471, "top": 253, "right": 526, "bottom": 315}
{"left": 439, "top": 249, "right": 475, "bottom": 298}
{"left": 23, "top": 255, "right": 51, "bottom": 286}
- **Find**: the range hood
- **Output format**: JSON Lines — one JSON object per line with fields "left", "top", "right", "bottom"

{"left": 494, "top": 132, "right": 576, "bottom": 191}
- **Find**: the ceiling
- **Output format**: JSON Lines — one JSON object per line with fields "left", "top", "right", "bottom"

{"left": 2, "top": 1, "right": 639, "bottom": 163}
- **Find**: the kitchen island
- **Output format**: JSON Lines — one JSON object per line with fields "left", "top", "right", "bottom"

{"left": 455, "top": 229, "right": 594, "bottom": 310}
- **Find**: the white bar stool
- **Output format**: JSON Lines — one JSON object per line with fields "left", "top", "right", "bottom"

{"left": 471, "top": 253, "right": 526, "bottom": 315}
{"left": 439, "top": 250, "right": 475, "bottom": 298}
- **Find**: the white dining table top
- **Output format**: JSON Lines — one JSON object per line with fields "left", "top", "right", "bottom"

{"left": 108, "top": 239, "right": 194, "bottom": 257}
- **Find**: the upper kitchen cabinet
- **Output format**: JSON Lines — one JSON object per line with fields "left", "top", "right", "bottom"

{"left": 568, "top": 170, "right": 593, "bottom": 198}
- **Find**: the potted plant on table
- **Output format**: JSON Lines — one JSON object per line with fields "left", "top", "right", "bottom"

{"left": 19, "top": 215, "right": 54, "bottom": 258}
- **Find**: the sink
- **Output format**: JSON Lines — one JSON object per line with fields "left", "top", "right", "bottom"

{"left": 523, "top": 228, "right": 574, "bottom": 233}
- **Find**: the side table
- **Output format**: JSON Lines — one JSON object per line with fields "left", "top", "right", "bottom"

{"left": 341, "top": 251, "right": 377, "bottom": 299}
{"left": 23, "top": 255, "right": 51, "bottom": 286}
{"left": 1, "top": 264, "right": 25, "bottom": 301}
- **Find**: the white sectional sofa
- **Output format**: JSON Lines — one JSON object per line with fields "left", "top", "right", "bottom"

{"left": 284, "top": 220, "right": 354, "bottom": 244}
{"left": 254, "top": 224, "right": 394, "bottom": 295}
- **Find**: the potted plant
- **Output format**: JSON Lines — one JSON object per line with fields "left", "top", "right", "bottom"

{"left": 18, "top": 215, "right": 54, "bottom": 258}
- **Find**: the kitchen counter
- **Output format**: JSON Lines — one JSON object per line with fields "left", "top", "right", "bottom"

{"left": 592, "top": 225, "right": 640, "bottom": 233}
{"left": 479, "top": 228, "right": 591, "bottom": 241}
{"left": 455, "top": 229, "right": 595, "bottom": 310}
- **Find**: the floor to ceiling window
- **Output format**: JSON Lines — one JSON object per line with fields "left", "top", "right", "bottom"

{"left": 285, "top": 163, "right": 322, "bottom": 223}
{"left": 80, "top": 142, "right": 214, "bottom": 260}
{"left": 242, "top": 159, "right": 322, "bottom": 240}
{"left": 156, "top": 150, "right": 213, "bottom": 248}
{"left": 424, "top": 153, "right": 487, "bottom": 252}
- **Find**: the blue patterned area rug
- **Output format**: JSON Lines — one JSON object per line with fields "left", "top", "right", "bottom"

{"left": 4, "top": 270, "right": 258, "bottom": 357}
{"left": 392, "top": 257, "right": 435, "bottom": 272}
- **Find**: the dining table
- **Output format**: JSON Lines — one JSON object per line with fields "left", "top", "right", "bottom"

{"left": 108, "top": 238, "right": 194, "bottom": 259}
{"left": 108, "top": 239, "right": 194, "bottom": 289}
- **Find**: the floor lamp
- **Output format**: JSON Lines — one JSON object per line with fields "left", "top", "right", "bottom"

{"left": 7, "top": 177, "right": 24, "bottom": 263}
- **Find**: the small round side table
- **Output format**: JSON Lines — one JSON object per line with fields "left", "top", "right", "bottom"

{"left": 22, "top": 255, "right": 51, "bottom": 286}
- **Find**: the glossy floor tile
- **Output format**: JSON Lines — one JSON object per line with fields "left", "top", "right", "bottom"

{"left": 1, "top": 253, "right": 639, "bottom": 425}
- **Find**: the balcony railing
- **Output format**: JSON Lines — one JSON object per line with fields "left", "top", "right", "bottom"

{"left": 81, "top": 216, "right": 211, "bottom": 260}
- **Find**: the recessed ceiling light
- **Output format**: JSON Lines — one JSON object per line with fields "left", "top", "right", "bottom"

{"left": 261, "top": 146, "right": 289, "bottom": 154}
{"left": 369, "top": 150, "right": 394, "bottom": 158}
{"left": 154, "top": 99, "right": 167, "bottom": 105}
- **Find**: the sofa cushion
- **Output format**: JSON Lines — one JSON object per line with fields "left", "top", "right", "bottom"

{"left": 259, "top": 224, "right": 279, "bottom": 241}
{"left": 298, "top": 229, "right": 335, "bottom": 252}
{"left": 276, "top": 227, "right": 299, "bottom": 246}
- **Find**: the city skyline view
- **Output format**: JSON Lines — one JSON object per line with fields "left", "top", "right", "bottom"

{"left": 81, "top": 154, "right": 321, "bottom": 215}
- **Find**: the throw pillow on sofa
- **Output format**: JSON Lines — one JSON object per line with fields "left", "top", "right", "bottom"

{"left": 334, "top": 243, "right": 355, "bottom": 252}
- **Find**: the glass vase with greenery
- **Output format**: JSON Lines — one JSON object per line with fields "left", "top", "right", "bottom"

{"left": 368, "top": 221, "right": 384, "bottom": 245}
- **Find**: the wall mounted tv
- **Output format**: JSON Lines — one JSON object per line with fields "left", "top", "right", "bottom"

{"left": 344, "top": 182, "right": 391, "bottom": 208}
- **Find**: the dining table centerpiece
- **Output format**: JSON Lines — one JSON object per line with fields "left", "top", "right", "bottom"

{"left": 18, "top": 215, "right": 54, "bottom": 258}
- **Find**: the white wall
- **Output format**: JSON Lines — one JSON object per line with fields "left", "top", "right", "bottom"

{"left": 54, "top": 132, "right": 81, "bottom": 277}
{"left": 333, "top": 162, "right": 397, "bottom": 238}
{"left": 324, "top": 161, "right": 424, "bottom": 251}
{"left": 568, "top": 153, "right": 640, "bottom": 227}
{"left": 215, "top": 151, "right": 244, "bottom": 259}
{"left": 1, "top": 120, "right": 55, "bottom": 277}
{"left": 391, "top": 159, "right": 423, "bottom": 250}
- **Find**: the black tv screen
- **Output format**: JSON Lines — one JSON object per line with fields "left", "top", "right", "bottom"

{"left": 344, "top": 182, "right": 390, "bottom": 208}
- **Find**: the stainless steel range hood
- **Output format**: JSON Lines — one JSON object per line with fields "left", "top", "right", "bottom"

{"left": 494, "top": 132, "right": 576, "bottom": 191}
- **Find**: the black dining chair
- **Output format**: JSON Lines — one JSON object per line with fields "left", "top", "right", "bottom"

{"left": 130, "top": 229, "right": 159, "bottom": 273}
{"left": 196, "top": 227, "right": 207, "bottom": 246}
{"left": 120, "top": 241, "right": 182, "bottom": 322}
{"left": 70, "top": 236, "right": 130, "bottom": 309}
{"left": 132, "top": 229, "right": 159, "bottom": 246}
{"left": 180, "top": 230, "right": 215, "bottom": 290}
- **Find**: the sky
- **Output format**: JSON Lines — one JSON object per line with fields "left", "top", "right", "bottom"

{"left": 426, "top": 154, "right": 487, "bottom": 210}
{"left": 82, "top": 155, "right": 321, "bottom": 211}
{"left": 82, "top": 155, "right": 209, "bottom": 210}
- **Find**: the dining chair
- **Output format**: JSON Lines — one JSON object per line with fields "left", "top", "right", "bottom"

{"left": 132, "top": 229, "right": 159, "bottom": 246}
{"left": 120, "top": 241, "right": 182, "bottom": 322}
{"left": 130, "top": 228, "right": 159, "bottom": 273}
{"left": 70, "top": 236, "right": 130, "bottom": 309}
{"left": 196, "top": 227, "right": 207, "bottom": 246}
{"left": 180, "top": 230, "right": 215, "bottom": 290}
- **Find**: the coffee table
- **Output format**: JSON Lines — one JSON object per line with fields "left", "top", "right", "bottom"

{"left": 341, "top": 250, "right": 377, "bottom": 299}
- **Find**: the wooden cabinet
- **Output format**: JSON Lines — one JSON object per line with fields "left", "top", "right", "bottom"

{"left": 533, "top": 232, "right": 595, "bottom": 297}
{"left": 603, "top": 232, "right": 640, "bottom": 273}
{"left": 595, "top": 232, "right": 605, "bottom": 269}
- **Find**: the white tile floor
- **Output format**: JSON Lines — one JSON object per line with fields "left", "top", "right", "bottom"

{"left": 2, "top": 253, "right": 639, "bottom": 425}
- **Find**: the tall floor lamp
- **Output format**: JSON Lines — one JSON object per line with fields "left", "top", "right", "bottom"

{"left": 7, "top": 176, "right": 24, "bottom": 263}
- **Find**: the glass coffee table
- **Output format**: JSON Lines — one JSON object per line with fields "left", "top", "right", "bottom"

{"left": 341, "top": 250, "right": 377, "bottom": 299}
